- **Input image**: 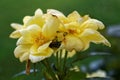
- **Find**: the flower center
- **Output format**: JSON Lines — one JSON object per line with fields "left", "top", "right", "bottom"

{"left": 34, "top": 33, "right": 47, "bottom": 46}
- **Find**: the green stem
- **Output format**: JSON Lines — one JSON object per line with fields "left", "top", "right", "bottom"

{"left": 56, "top": 51, "right": 59, "bottom": 69}
{"left": 33, "top": 63, "right": 36, "bottom": 76}
{"left": 42, "top": 59, "right": 57, "bottom": 80}
{"left": 63, "top": 50, "right": 68, "bottom": 72}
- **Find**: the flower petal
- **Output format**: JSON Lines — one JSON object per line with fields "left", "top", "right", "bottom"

{"left": 20, "top": 24, "right": 41, "bottom": 36}
{"left": 29, "top": 46, "right": 53, "bottom": 63}
{"left": 11, "top": 23, "right": 22, "bottom": 30}
{"left": 29, "top": 55, "right": 46, "bottom": 63}
{"left": 14, "top": 45, "right": 31, "bottom": 58}
{"left": 30, "top": 43, "right": 53, "bottom": 56}
{"left": 47, "top": 9, "right": 67, "bottom": 23}
{"left": 25, "top": 15, "right": 44, "bottom": 27}
{"left": 23, "top": 16, "right": 32, "bottom": 25}
{"left": 47, "top": 9, "right": 65, "bottom": 17}
{"left": 62, "top": 35, "right": 83, "bottom": 51}
{"left": 17, "top": 37, "right": 33, "bottom": 45}
{"left": 35, "top": 8, "right": 43, "bottom": 16}
{"left": 37, "top": 41, "right": 52, "bottom": 53}
{"left": 42, "top": 15, "right": 60, "bottom": 40}
{"left": 67, "top": 11, "right": 81, "bottom": 22}
{"left": 9, "top": 31, "right": 21, "bottom": 38}
{"left": 80, "top": 29, "right": 111, "bottom": 50}
{"left": 80, "top": 19, "right": 105, "bottom": 30}
{"left": 20, "top": 52, "right": 29, "bottom": 62}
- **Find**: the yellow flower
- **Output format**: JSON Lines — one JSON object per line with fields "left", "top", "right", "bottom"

{"left": 10, "top": 9, "right": 44, "bottom": 39}
{"left": 47, "top": 9, "right": 111, "bottom": 52}
{"left": 10, "top": 9, "right": 60, "bottom": 63}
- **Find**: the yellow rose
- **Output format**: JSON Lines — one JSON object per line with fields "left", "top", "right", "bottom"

{"left": 47, "top": 9, "right": 111, "bottom": 52}
{"left": 10, "top": 9, "right": 60, "bottom": 63}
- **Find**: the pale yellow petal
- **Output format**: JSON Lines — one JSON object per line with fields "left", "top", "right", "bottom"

{"left": 17, "top": 37, "right": 33, "bottom": 45}
{"left": 30, "top": 44, "right": 53, "bottom": 56}
{"left": 24, "top": 24, "right": 41, "bottom": 34}
{"left": 38, "top": 41, "right": 52, "bottom": 53}
{"left": 80, "top": 29, "right": 111, "bottom": 50}
{"left": 42, "top": 15, "right": 60, "bottom": 40}
{"left": 20, "top": 52, "right": 29, "bottom": 62}
{"left": 47, "top": 9, "right": 65, "bottom": 17}
{"left": 67, "top": 11, "right": 81, "bottom": 22}
{"left": 29, "top": 54, "right": 46, "bottom": 63}
{"left": 47, "top": 9, "right": 67, "bottom": 23}
{"left": 80, "top": 19, "right": 105, "bottom": 30}
{"left": 62, "top": 35, "right": 83, "bottom": 51}
{"left": 10, "top": 31, "right": 21, "bottom": 38}
{"left": 23, "top": 16, "right": 32, "bottom": 25}
{"left": 11, "top": 23, "right": 22, "bottom": 30}
{"left": 19, "top": 25, "right": 41, "bottom": 37}
{"left": 65, "top": 22, "right": 80, "bottom": 32}
{"left": 29, "top": 46, "right": 53, "bottom": 63}
{"left": 14, "top": 45, "right": 31, "bottom": 58}
{"left": 25, "top": 15, "right": 44, "bottom": 27}
{"left": 35, "top": 8, "right": 43, "bottom": 16}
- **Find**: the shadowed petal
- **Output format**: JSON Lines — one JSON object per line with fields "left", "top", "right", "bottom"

{"left": 62, "top": 35, "right": 83, "bottom": 51}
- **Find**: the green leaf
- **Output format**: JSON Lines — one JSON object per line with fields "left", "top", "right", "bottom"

{"left": 72, "top": 52, "right": 111, "bottom": 63}
{"left": 64, "top": 71, "right": 86, "bottom": 80}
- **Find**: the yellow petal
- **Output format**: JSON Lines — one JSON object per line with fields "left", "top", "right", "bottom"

{"left": 47, "top": 9, "right": 67, "bottom": 23}
{"left": 10, "top": 31, "right": 21, "bottom": 38}
{"left": 80, "top": 19, "right": 105, "bottom": 31}
{"left": 30, "top": 43, "right": 53, "bottom": 56}
{"left": 30, "top": 41, "right": 51, "bottom": 54}
{"left": 37, "top": 41, "right": 52, "bottom": 53}
{"left": 35, "top": 8, "right": 43, "bottom": 16}
{"left": 25, "top": 15, "right": 44, "bottom": 27}
{"left": 11, "top": 23, "right": 22, "bottom": 30}
{"left": 20, "top": 52, "right": 29, "bottom": 62}
{"left": 80, "top": 29, "right": 111, "bottom": 50}
{"left": 17, "top": 37, "right": 33, "bottom": 45}
{"left": 14, "top": 45, "right": 31, "bottom": 58}
{"left": 62, "top": 35, "right": 83, "bottom": 51}
{"left": 67, "top": 11, "right": 81, "bottom": 22}
{"left": 20, "top": 24, "right": 41, "bottom": 36}
{"left": 23, "top": 16, "right": 32, "bottom": 25}
{"left": 47, "top": 9, "right": 65, "bottom": 17}
{"left": 29, "top": 55, "right": 47, "bottom": 63}
{"left": 42, "top": 15, "right": 60, "bottom": 40}
{"left": 29, "top": 45, "right": 53, "bottom": 63}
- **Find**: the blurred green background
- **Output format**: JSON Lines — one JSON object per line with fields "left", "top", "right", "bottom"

{"left": 0, "top": 0, "right": 120, "bottom": 80}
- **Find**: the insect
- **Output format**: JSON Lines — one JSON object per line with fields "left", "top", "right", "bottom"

{"left": 49, "top": 40, "right": 61, "bottom": 48}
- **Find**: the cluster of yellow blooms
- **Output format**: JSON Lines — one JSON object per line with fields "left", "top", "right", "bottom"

{"left": 10, "top": 9, "right": 111, "bottom": 63}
